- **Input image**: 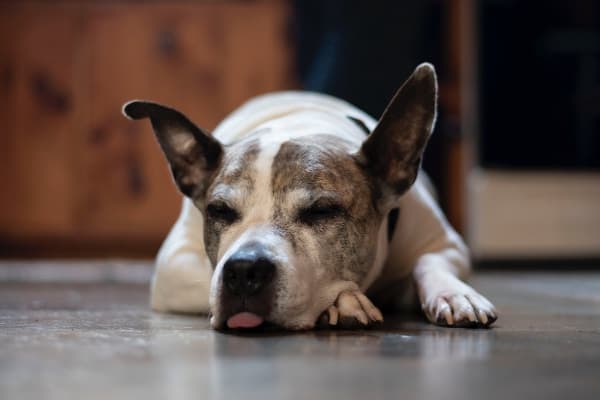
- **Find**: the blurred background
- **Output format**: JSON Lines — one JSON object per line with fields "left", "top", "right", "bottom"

{"left": 0, "top": 0, "right": 598, "bottom": 265}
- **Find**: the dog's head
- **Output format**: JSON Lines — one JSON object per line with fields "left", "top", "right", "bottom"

{"left": 123, "top": 64, "right": 437, "bottom": 330}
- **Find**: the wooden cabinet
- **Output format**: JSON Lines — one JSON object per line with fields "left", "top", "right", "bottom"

{"left": 0, "top": 1, "right": 294, "bottom": 257}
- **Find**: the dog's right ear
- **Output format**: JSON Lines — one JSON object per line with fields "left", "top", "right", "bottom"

{"left": 356, "top": 63, "right": 437, "bottom": 203}
{"left": 122, "top": 100, "right": 223, "bottom": 199}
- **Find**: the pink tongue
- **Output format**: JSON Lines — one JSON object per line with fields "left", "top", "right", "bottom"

{"left": 227, "top": 312, "right": 264, "bottom": 329}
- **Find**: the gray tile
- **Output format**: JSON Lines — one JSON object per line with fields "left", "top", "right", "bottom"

{"left": 1, "top": 272, "right": 599, "bottom": 400}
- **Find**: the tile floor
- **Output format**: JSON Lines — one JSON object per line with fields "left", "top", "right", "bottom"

{"left": 1, "top": 268, "right": 599, "bottom": 400}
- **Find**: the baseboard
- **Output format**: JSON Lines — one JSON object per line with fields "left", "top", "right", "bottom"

{"left": 468, "top": 169, "right": 600, "bottom": 259}
{"left": 475, "top": 257, "right": 600, "bottom": 270}
{"left": 0, "top": 260, "right": 153, "bottom": 283}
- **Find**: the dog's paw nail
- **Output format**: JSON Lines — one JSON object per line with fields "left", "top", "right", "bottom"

{"left": 370, "top": 309, "right": 384, "bottom": 323}
{"left": 356, "top": 311, "right": 369, "bottom": 325}
{"left": 442, "top": 308, "right": 454, "bottom": 326}
{"left": 467, "top": 309, "right": 477, "bottom": 322}
{"left": 327, "top": 305, "right": 339, "bottom": 326}
{"left": 430, "top": 298, "right": 454, "bottom": 326}
{"left": 367, "top": 305, "right": 383, "bottom": 322}
{"left": 477, "top": 309, "right": 488, "bottom": 325}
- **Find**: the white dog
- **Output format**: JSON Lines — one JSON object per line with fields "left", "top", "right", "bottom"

{"left": 123, "top": 63, "right": 497, "bottom": 330}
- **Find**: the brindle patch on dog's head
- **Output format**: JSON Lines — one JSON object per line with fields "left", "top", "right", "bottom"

{"left": 271, "top": 135, "right": 383, "bottom": 285}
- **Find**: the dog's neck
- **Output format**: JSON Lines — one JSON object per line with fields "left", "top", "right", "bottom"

{"left": 212, "top": 92, "right": 376, "bottom": 147}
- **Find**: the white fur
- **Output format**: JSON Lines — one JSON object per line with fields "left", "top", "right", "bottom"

{"left": 150, "top": 91, "right": 495, "bottom": 328}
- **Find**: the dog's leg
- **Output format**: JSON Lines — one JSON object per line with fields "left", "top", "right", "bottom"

{"left": 413, "top": 250, "right": 497, "bottom": 327}
{"left": 151, "top": 200, "right": 212, "bottom": 314}
{"left": 382, "top": 177, "right": 498, "bottom": 328}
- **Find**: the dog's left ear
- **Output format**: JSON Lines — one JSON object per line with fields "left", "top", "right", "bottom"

{"left": 122, "top": 100, "right": 223, "bottom": 199}
{"left": 357, "top": 63, "right": 437, "bottom": 198}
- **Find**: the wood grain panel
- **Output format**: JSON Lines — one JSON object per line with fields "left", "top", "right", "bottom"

{"left": 0, "top": 1, "right": 295, "bottom": 256}
{"left": 221, "top": 1, "right": 295, "bottom": 111}
{"left": 0, "top": 11, "right": 17, "bottom": 234}
{"left": 76, "top": 2, "right": 294, "bottom": 240}
{"left": 75, "top": 5, "right": 183, "bottom": 240}
{"left": 0, "top": 6, "right": 81, "bottom": 237}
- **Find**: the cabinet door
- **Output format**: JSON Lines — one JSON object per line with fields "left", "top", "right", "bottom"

{"left": 76, "top": 1, "right": 293, "bottom": 241}
{"left": 0, "top": 1, "right": 294, "bottom": 256}
{"left": 0, "top": 6, "right": 81, "bottom": 238}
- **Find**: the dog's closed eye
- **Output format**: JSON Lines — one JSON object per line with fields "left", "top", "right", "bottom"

{"left": 297, "top": 202, "right": 346, "bottom": 225}
{"left": 206, "top": 202, "right": 240, "bottom": 224}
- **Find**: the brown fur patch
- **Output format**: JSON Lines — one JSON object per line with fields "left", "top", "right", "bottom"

{"left": 271, "top": 135, "right": 384, "bottom": 284}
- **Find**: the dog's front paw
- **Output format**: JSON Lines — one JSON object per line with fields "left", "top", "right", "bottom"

{"left": 423, "top": 291, "right": 497, "bottom": 328}
{"left": 318, "top": 291, "right": 384, "bottom": 329}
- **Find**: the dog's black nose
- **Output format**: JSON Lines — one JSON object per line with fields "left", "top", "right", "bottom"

{"left": 222, "top": 249, "right": 275, "bottom": 296}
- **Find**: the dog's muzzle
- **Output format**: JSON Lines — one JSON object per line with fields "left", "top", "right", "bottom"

{"left": 219, "top": 244, "right": 277, "bottom": 329}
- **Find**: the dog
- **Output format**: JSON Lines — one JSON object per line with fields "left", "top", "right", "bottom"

{"left": 123, "top": 63, "right": 497, "bottom": 330}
